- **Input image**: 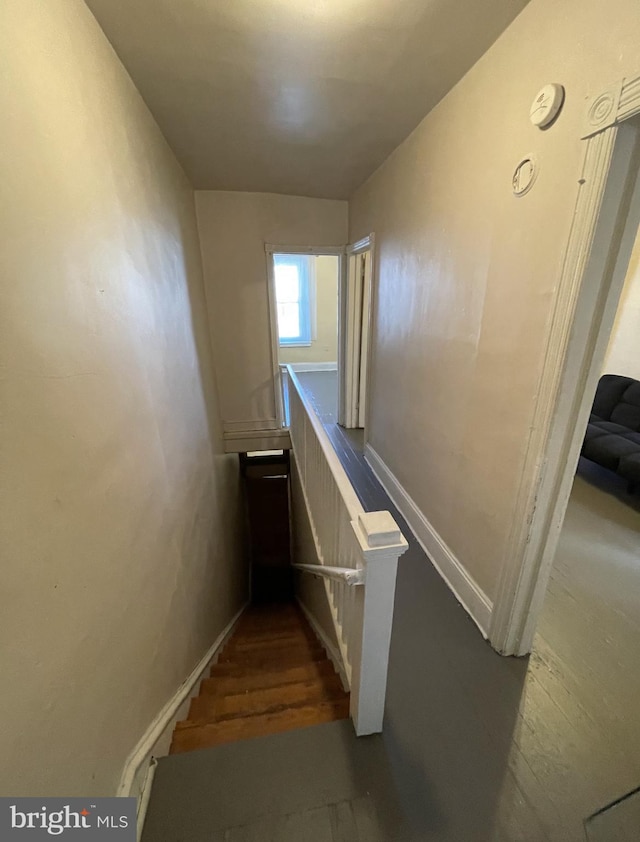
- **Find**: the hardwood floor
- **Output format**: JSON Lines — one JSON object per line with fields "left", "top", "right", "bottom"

{"left": 170, "top": 603, "right": 350, "bottom": 755}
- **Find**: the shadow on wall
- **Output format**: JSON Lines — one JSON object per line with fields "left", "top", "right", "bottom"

{"left": 177, "top": 207, "right": 225, "bottom": 448}
{"left": 177, "top": 206, "right": 249, "bottom": 599}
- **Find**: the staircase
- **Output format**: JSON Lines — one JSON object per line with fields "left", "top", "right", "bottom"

{"left": 170, "top": 604, "right": 350, "bottom": 754}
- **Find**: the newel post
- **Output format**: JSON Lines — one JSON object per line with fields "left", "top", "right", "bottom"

{"left": 349, "top": 511, "right": 409, "bottom": 735}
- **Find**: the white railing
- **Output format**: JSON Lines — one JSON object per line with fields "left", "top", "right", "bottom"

{"left": 292, "top": 564, "right": 365, "bottom": 586}
{"left": 284, "top": 366, "right": 408, "bottom": 735}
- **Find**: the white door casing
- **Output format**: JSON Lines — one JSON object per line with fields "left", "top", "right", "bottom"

{"left": 490, "top": 75, "right": 640, "bottom": 656}
{"left": 344, "top": 235, "right": 375, "bottom": 430}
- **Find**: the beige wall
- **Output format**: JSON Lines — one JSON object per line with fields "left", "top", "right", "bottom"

{"left": 0, "top": 0, "right": 246, "bottom": 796}
{"left": 195, "top": 192, "right": 347, "bottom": 429}
{"left": 604, "top": 228, "right": 640, "bottom": 380}
{"left": 349, "top": 0, "right": 640, "bottom": 601}
{"left": 279, "top": 255, "right": 339, "bottom": 365}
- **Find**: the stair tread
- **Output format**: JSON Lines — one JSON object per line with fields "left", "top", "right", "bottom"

{"left": 217, "top": 650, "right": 327, "bottom": 668}
{"left": 203, "top": 661, "right": 337, "bottom": 695}
{"left": 170, "top": 699, "right": 350, "bottom": 753}
{"left": 233, "top": 621, "right": 307, "bottom": 635}
{"left": 236, "top": 608, "right": 302, "bottom": 622}
{"left": 228, "top": 628, "right": 313, "bottom": 643}
{"left": 170, "top": 604, "right": 350, "bottom": 755}
{"left": 209, "top": 659, "right": 332, "bottom": 677}
{"left": 222, "top": 636, "right": 320, "bottom": 653}
{"left": 185, "top": 675, "right": 347, "bottom": 723}
{"left": 218, "top": 647, "right": 325, "bottom": 663}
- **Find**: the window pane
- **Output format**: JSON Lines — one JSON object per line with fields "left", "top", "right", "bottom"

{"left": 274, "top": 253, "right": 312, "bottom": 345}
{"left": 275, "top": 265, "right": 300, "bottom": 303}
{"left": 278, "top": 302, "right": 300, "bottom": 339}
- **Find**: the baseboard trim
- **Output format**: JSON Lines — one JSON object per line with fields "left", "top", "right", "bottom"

{"left": 364, "top": 445, "right": 492, "bottom": 637}
{"left": 296, "top": 597, "right": 349, "bottom": 691}
{"left": 223, "top": 429, "right": 291, "bottom": 454}
{"left": 118, "top": 602, "right": 248, "bottom": 812}
{"left": 224, "top": 419, "right": 279, "bottom": 433}
{"left": 287, "top": 362, "right": 338, "bottom": 372}
{"left": 134, "top": 758, "right": 157, "bottom": 841}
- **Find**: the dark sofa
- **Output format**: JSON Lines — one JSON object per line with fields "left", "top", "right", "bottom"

{"left": 582, "top": 374, "right": 640, "bottom": 490}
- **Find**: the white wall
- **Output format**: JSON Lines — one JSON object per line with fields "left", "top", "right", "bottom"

{"left": 604, "top": 227, "right": 640, "bottom": 380}
{"left": 349, "top": 0, "right": 640, "bottom": 604}
{"left": 195, "top": 192, "right": 347, "bottom": 430}
{"left": 0, "top": 0, "right": 247, "bottom": 796}
{"left": 279, "top": 255, "right": 339, "bottom": 365}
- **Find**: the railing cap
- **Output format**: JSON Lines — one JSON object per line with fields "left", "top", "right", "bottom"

{"left": 358, "top": 511, "right": 403, "bottom": 548}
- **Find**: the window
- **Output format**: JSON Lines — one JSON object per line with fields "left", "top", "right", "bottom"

{"left": 274, "top": 254, "right": 312, "bottom": 346}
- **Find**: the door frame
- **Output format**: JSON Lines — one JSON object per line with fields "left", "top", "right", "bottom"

{"left": 265, "top": 244, "right": 346, "bottom": 427}
{"left": 490, "top": 73, "right": 640, "bottom": 656}
{"left": 343, "top": 234, "right": 375, "bottom": 431}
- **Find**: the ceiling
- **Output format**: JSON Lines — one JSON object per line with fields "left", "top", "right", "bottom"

{"left": 86, "top": 0, "right": 529, "bottom": 199}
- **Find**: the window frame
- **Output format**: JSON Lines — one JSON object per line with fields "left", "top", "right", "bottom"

{"left": 273, "top": 253, "right": 313, "bottom": 347}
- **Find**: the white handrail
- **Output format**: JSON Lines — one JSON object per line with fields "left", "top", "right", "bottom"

{"left": 292, "top": 564, "right": 365, "bottom": 586}
{"left": 286, "top": 367, "right": 363, "bottom": 519}
{"left": 284, "top": 365, "right": 408, "bottom": 736}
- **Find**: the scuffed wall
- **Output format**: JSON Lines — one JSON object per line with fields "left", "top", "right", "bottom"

{"left": 0, "top": 0, "right": 247, "bottom": 795}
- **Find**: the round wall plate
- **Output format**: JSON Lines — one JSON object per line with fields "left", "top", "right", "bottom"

{"left": 512, "top": 155, "right": 538, "bottom": 197}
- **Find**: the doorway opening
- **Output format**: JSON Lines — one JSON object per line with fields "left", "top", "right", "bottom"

{"left": 524, "top": 216, "right": 640, "bottom": 835}
{"left": 266, "top": 238, "right": 375, "bottom": 442}
{"left": 341, "top": 236, "right": 374, "bottom": 431}
{"left": 266, "top": 246, "right": 342, "bottom": 432}
{"left": 490, "top": 99, "right": 640, "bottom": 659}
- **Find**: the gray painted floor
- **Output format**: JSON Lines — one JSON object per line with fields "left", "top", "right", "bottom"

{"left": 143, "top": 720, "right": 410, "bottom": 841}
{"left": 143, "top": 370, "right": 640, "bottom": 841}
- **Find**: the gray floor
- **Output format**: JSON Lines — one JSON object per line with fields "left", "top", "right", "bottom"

{"left": 143, "top": 370, "right": 640, "bottom": 841}
{"left": 143, "top": 720, "right": 410, "bottom": 841}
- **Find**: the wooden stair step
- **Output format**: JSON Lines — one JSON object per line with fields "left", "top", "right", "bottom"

{"left": 233, "top": 619, "right": 306, "bottom": 635}
{"left": 185, "top": 675, "right": 347, "bottom": 723}
{"left": 169, "top": 605, "right": 351, "bottom": 755}
{"left": 226, "top": 627, "right": 315, "bottom": 642}
{"left": 217, "top": 647, "right": 326, "bottom": 668}
{"left": 236, "top": 607, "right": 302, "bottom": 622}
{"left": 216, "top": 653, "right": 327, "bottom": 669}
{"left": 170, "top": 699, "right": 351, "bottom": 754}
{"left": 209, "top": 660, "right": 331, "bottom": 678}
{"left": 220, "top": 640, "right": 324, "bottom": 659}
{"left": 203, "top": 661, "right": 338, "bottom": 695}
{"left": 240, "top": 605, "right": 300, "bottom": 615}
{"left": 223, "top": 633, "right": 318, "bottom": 652}
{"left": 230, "top": 626, "right": 307, "bottom": 641}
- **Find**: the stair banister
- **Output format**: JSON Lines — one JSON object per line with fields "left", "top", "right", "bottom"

{"left": 284, "top": 365, "right": 408, "bottom": 736}
{"left": 292, "top": 564, "right": 365, "bottom": 585}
